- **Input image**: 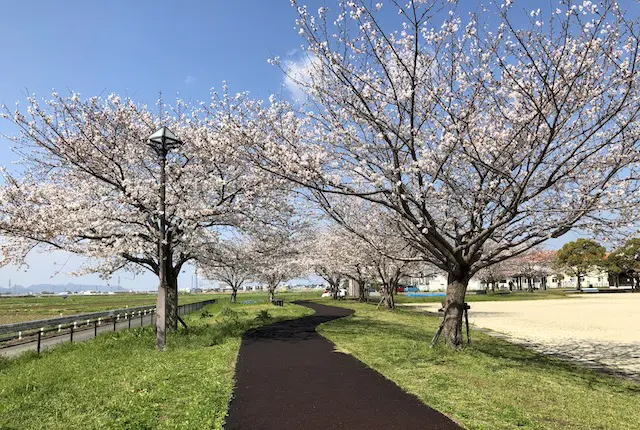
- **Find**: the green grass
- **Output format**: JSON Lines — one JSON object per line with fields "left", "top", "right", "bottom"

{"left": 0, "top": 301, "right": 313, "bottom": 429}
{"left": 0, "top": 293, "right": 219, "bottom": 325}
{"left": 0, "top": 290, "right": 321, "bottom": 325}
{"left": 317, "top": 301, "right": 640, "bottom": 430}
{"left": 393, "top": 288, "right": 575, "bottom": 304}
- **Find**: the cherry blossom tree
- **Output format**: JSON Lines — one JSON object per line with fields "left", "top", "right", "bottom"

{"left": 476, "top": 260, "right": 513, "bottom": 293}
{"left": 252, "top": 224, "right": 307, "bottom": 302}
{"left": 306, "top": 226, "right": 351, "bottom": 299}
{"left": 201, "top": 238, "right": 256, "bottom": 304}
{"left": 314, "top": 199, "right": 425, "bottom": 308}
{"left": 0, "top": 90, "right": 289, "bottom": 349}
{"left": 512, "top": 248, "right": 556, "bottom": 291}
{"left": 237, "top": 0, "right": 640, "bottom": 346}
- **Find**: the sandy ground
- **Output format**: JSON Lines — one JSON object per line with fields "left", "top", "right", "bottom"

{"left": 401, "top": 294, "right": 640, "bottom": 378}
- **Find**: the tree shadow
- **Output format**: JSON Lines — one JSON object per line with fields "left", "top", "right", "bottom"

{"left": 315, "top": 306, "right": 640, "bottom": 392}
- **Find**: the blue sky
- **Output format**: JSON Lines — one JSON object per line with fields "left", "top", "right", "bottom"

{"left": 0, "top": 1, "right": 635, "bottom": 290}
{"left": 0, "top": 1, "right": 307, "bottom": 290}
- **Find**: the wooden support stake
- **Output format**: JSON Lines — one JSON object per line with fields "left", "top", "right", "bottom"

{"left": 177, "top": 315, "right": 188, "bottom": 329}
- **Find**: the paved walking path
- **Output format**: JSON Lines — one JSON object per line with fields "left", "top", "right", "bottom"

{"left": 225, "top": 301, "right": 460, "bottom": 429}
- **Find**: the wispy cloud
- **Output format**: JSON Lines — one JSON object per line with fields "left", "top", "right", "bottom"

{"left": 286, "top": 48, "right": 299, "bottom": 57}
{"left": 184, "top": 75, "right": 196, "bottom": 85}
{"left": 283, "top": 55, "right": 318, "bottom": 103}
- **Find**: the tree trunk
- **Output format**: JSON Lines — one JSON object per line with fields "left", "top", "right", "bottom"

{"left": 231, "top": 288, "right": 238, "bottom": 304}
{"left": 614, "top": 273, "right": 619, "bottom": 288}
{"left": 166, "top": 267, "right": 179, "bottom": 332}
{"left": 576, "top": 274, "right": 582, "bottom": 291}
{"left": 358, "top": 280, "right": 367, "bottom": 302}
{"left": 441, "top": 270, "right": 469, "bottom": 348}
{"left": 381, "top": 284, "right": 395, "bottom": 309}
{"left": 268, "top": 287, "right": 275, "bottom": 302}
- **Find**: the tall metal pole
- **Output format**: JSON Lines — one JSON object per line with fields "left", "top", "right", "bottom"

{"left": 156, "top": 138, "right": 168, "bottom": 351}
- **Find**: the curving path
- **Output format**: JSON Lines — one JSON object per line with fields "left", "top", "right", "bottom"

{"left": 225, "top": 301, "right": 460, "bottom": 429}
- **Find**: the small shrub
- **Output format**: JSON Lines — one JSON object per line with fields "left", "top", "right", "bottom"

{"left": 217, "top": 307, "right": 240, "bottom": 323}
{"left": 200, "top": 309, "right": 213, "bottom": 319}
{"left": 255, "top": 309, "right": 271, "bottom": 323}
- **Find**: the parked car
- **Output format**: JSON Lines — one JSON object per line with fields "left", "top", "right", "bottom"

{"left": 404, "top": 286, "right": 419, "bottom": 293}
{"left": 321, "top": 288, "right": 347, "bottom": 298}
{"left": 397, "top": 286, "right": 405, "bottom": 293}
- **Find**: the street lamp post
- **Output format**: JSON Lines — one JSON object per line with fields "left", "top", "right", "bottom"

{"left": 148, "top": 126, "right": 182, "bottom": 351}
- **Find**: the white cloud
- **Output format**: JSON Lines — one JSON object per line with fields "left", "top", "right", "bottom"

{"left": 283, "top": 55, "right": 318, "bottom": 103}
{"left": 184, "top": 75, "right": 196, "bottom": 85}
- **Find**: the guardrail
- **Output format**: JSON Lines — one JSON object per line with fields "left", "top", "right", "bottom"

{"left": 0, "top": 299, "right": 217, "bottom": 356}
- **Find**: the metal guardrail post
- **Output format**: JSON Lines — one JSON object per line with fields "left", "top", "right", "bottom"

{"left": 0, "top": 299, "right": 216, "bottom": 355}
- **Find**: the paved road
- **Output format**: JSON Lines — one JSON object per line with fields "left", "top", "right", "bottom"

{"left": 225, "top": 301, "right": 460, "bottom": 430}
{"left": 0, "top": 313, "right": 153, "bottom": 357}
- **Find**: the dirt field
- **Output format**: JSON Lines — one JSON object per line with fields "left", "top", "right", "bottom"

{"left": 402, "top": 294, "right": 640, "bottom": 378}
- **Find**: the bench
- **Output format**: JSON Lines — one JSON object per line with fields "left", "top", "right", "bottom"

{"left": 273, "top": 299, "right": 284, "bottom": 307}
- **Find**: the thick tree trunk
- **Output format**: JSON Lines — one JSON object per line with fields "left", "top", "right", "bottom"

{"left": 231, "top": 288, "right": 238, "bottom": 304}
{"left": 576, "top": 274, "right": 582, "bottom": 291}
{"left": 166, "top": 268, "right": 179, "bottom": 332}
{"left": 381, "top": 284, "right": 395, "bottom": 309}
{"left": 358, "top": 280, "right": 367, "bottom": 302}
{"left": 441, "top": 270, "right": 469, "bottom": 348}
{"left": 268, "top": 287, "right": 275, "bottom": 302}
{"left": 614, "top": 274, "right": 619, "bottom": 288}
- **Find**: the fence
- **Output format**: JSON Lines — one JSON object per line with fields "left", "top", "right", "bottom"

{"left": 0, "top": 299, "right": 217, "bottom": 357}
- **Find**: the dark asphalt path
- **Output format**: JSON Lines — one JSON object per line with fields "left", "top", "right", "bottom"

{"left": 225, "top": 301, "right": 461, "bottom": 429}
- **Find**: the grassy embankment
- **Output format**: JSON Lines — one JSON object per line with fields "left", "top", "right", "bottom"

{"left": 317, "top": 301, "right": 640, "bottom": 430}
{"left": 0, "top": 297, "right": 313, "bottom": 429}
{"left": 0, "top": 293, "right": 219, "bottom": 325}
{"left": 0, "top": 290, "right": 321, "bottom": 325}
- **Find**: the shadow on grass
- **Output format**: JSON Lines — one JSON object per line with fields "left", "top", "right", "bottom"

{"left": 321, "top": 308, "right": 640, "bottom": 394}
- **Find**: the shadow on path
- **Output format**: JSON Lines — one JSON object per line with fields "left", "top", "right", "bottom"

{"left": 225, "top": 301, "right": 460, "bottom": 429}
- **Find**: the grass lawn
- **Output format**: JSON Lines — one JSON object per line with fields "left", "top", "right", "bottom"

{"left": 317, "top": 301, "right": 640, "bottom": 430}
{"left": 393, "top": 288, "right": 575, "bottom": 305}
{"left": 0, "top": 290, "right": 321, "bottom": 325}
{"left": 0, "top": 300, "right": 313, "bottom": 429}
